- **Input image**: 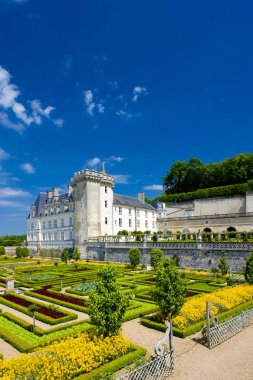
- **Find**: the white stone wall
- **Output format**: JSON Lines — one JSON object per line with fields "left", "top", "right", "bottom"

{"left": 113, "top": 205, "right": 156, "bottom": 234}
{"left": 100, "top": 184, "right": 113, "bottom": 236}
{"left": 27, "top": 212, "right": 74, "bottom": 249}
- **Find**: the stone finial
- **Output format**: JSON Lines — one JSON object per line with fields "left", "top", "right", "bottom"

{"left": 100, "top": 162, "right": 106, "bottom": 174}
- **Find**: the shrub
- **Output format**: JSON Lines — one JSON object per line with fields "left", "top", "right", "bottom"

{"left": 0, "top": 247, "right": 5, "bottom": 255}
{"left": 218, "top": 251, "right": 229, "bottom": 275}
{"left": 129, "top": 248, "right": 141, "bottom": 269}
{"left": 150, "top": 248, "right": 163, "bottom": 269}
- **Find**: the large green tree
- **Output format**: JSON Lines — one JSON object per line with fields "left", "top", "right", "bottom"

{"left": 88, "top": 266, "right": 128, "bottom": 337}
{"left": 163, "top": 153, "right": 253, "bottom": 194}
{"left": 153, "top": 257, "right": 186, "bottom": 320}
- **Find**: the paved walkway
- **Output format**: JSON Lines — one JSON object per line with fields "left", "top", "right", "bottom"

{"left": 122, "top": 319, "right": 253, "bottom": 380}
{"left": 0, "top": 339, "right": 19, "bottom": 360}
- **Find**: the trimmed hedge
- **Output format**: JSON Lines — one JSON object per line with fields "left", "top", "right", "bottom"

{"left": 123, "top": 302, "right": 158, "bottom": 322}
{"left": 74, "top": 345, "right": 146, "bottom": 380}
{"left": 154, "top": 181, "right": 251, "bottom": 204}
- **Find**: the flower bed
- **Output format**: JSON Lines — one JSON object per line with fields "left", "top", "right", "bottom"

{"left": 2, "top": 294, "right": 64, "bottom": 319}
{"left": 0, "top": 294, "right": 77, "bottom": 325}
{"left": 0, "top": 333, "right": 136, "bottom": 379}
{"left": 173, "top": 284, "right": 253, "bottom": 329}
{"left": 33, "top": 288, "right": 86, "bottom": 307}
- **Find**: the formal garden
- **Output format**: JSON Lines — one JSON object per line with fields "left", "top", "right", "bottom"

{"left": 0, "top": 246, "right": 252, "bottom": 379}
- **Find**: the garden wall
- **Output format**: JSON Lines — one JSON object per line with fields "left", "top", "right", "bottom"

{"left": 85, "top": 242, "right": 250, "bottom": 271}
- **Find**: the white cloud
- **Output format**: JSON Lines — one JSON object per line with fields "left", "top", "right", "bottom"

{"left": 0, "top": 112, "right": 25, "bottom": 133}
{"left": 132, "top": 86, "right": 148, "bottom": 102}
{"left": 0, "top": 165, "right": 19, "bottom": 185}
{"left": 97, "top": 103, "right": 105, "bottom": 113}
{"left": 143, "top": 184, "right": 163, "bottom": 191}
{"left": 0, "top": 65, "right": 63, "bottom": 132}
{"left": 0, "top": 148, "right": 10, "bottom": 161}
{"left": 0, "top": 200, "right": 29, "bottom": 209}
{"left": 20, "top": 163, "right": 35, "bottom": 174}
{"left": 0, "top": 187, "right": 30, "bottom": 198}
{"left": 85, "top": 157, "right": 101, "bottom": 168}
{"left": 116, "top": 109, "right": 133, "bottom": 119}
{"left": 53, "top": 118, "right": 64, "bottom": 127}
{"left": 84, "top": 90, "right": 96, "bottom": 116}
{"left": 113, "top": 174, "right": 131, "bottom": 184}
{"left": 107, "top": 156, "right": 124, "bottom": 164}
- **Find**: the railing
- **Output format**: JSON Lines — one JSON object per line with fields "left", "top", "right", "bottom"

{"left": 160, "top": 211, "right": 253, "bottom": 221}
{"left": 206, "top": 302, "right": 253, "bottom": 348}
{"left": 87, "top": 240, "right": 253, "bottom": 251}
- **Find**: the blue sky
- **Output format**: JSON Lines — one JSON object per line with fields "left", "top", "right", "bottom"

{"left": 1, "top": 0, "right": 253, "bottom": 234}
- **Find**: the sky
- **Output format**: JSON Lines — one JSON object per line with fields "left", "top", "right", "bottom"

{"left": 1, "top": 0, "right": 253, "bottom": 234}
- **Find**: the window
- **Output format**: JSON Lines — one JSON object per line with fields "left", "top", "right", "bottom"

{"left": 105, "top": 217, "right": 108, "bottom": 225}
{"left": 54, "top": 232, "right": 57, "bottom": 241}
{"left": 70, "top": 231, "right": 73, "bottom": 239}
{"left": 137, "top": 220, "right": 140, "bottom": 228}
{"left": 105, "top": 200, "right": 108, "bottom": 208}
{"left": 145, "top": 220, "right": 148, "bottom": 228}
{"left": 152, "top": 221, "right": 155, "bottom": 228}
{"left": 105, "top": 186, "right": 107, "bottom": 193}
{"left": 48, "top": 233, "right": 51, "bottom": 241}
{"left": 61, "top": 232, "right": 64, "bottom": 241}
{"left": 54, "top": 220, "right": 57, "bottom": 228}
{"left": 61, "top": 219, "right": 64, "bottom": 227}
{"left": 69, "top": 217, "right": 72, "bottom": 226}
{"left": 31, "top": 233, "right": 34, "bottom": 240}
{"left": 115, "top": 220, "right": 117, "bottom": 225}
{"left": 129, "top": 219, "right": 132, "bottom": 227}
{"left": 42, "top": 233, "right": 45, "bottom": 240}
{"left": 31, "top": 223, "right": 34, "bottom": 231}
{"left": 137, "top": 210, "right": 140, "bottom": 217}
{"left": 152, "top": 212, "right": 155, "bottom": 218}
{"left": 48, "top": 221, "right": 51, "bottom": 229}
{"left": 42, "top": 222, "right": 45, "bottom": 229}
{"left": 119, "top": 218, "right": 122, "bottom": 227}
{"left": 119, "top": 207, "right": 122, "bottom": 215}
{"left": 145, "top": 211, "right": 148, "bottom": 218}
{"left": 129, "top": 208, "right": 132, "bottom": 216}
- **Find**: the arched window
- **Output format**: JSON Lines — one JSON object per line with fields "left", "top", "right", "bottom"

{"left": 227, "top": 226, "right": 236, "bottom": 238}
{"left": 203, "top": 228, "right": 212, "bottom": 233}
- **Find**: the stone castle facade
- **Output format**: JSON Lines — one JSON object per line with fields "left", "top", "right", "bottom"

{"left": 27, "top": 165, "right": 157, "bottom": 251}
{"left": 156, "top": 192, "right": 253, "bottom": 234}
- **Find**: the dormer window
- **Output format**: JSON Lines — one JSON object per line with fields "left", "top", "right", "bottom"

{"left": 105, "top": 186, "right": 107, "bottom": 193}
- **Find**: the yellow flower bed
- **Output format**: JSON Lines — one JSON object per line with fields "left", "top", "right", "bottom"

{"left": 0, "top": 333, "right": 134, "bottom": 380}
{"left": 173, "top": 285, "right": 253, "bottom": 329}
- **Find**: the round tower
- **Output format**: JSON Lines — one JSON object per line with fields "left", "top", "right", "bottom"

{"left": 71, "top": 165, "right": 114, "bottom": 247}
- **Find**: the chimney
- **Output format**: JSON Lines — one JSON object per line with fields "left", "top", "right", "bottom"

{"left": 47, "top": 190, "right": 53, "bottom": 199}
{"left": 138, "top": 191, "right": 145, "bottom": 204}
{"left": 67, "top": 184, "right": 73, "bottom": 195}
{"left": 53, "top": 187, "right": 59, "bottom": 200}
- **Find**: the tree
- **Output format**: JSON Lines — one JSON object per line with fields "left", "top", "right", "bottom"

{"left": 0, "top": 246, "right": 5, "bottom": 255}
{"left": 54, "top": 261, "right": 59, "bottom": 273}
{"left": 129, "top": 248, "right": 141, "bottom": 269}
{"left": 74, "top": 263, "right": 79, "bottom": 273}
{"left": 28, "top": 304, "right": 38, "bottom": 332}
{"left": 218, "top": 251, "right": 229, "bottom": 275}
{"left": 22, "top": 247, "right": 29, "bottom": 257}
{"left": 61, "top": 248, "right": 69, "bottom": 263}
{"left": 153, "top": 257, "right": 186, "bottom": 321}
{"left": 16, "top": 246, "right": 22, "bottom": 258}
{"left": 150, "top": 248, "right": 164, "bottom": 269}
{"left": 72, "top": 247, "right": 81, "bottom": 261}
{"left": 88, "top": 265, "right": 128, "bottom": 337}
{"left": 244, "top": 252, "right": 253, "bottom": 284}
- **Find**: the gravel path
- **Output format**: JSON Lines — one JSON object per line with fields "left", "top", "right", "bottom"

{"left": 0, "top": 339, "right": 19, "bottom": 360}
{"left": 122, "top": 319, "right": 253, "bottom": 380}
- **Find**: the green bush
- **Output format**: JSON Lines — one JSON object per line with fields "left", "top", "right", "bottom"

{"left": 0, "top": 246, "right": 5, "bottom": 255}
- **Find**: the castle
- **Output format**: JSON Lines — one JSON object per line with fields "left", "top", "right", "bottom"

{"left": 27, "top": 165, "right": 157, "bottom": 251}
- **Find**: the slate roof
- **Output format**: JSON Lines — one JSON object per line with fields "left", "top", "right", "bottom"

{"left": 113, "top": 193, "right": 155, "bottom": 211}
{"left": 33, "top": 192, "right": 72, "bottom": 217}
